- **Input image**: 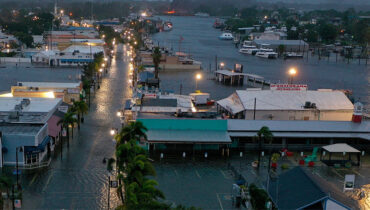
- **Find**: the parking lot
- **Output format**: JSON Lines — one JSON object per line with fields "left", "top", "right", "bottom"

{"left": 154, "top": 160, "right": 236, "bottom": 210}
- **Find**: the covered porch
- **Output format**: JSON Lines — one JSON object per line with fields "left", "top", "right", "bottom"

{"left": 320, "top": 143, "right": 361, "bottom": 167}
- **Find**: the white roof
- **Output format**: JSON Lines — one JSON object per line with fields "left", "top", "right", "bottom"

{"left": 233, "top": 89, "right": 354, "bottom": 111}
{"left": 17, "top": 82, "right": 80, "bottom": 89}
{"left": 215, "top": 70, "right": 264, "bottom": 79}
{"left": 217, "top": 93, "right": 244, "bottom": 114}
{"left": 63, "top": 45, "right": 104, "bottom": 54}
{"left": 322, "top": 143, "right": 360, "bottom": 153}
{"left": 0, "top": 97, "right": 62, "bottom": 112}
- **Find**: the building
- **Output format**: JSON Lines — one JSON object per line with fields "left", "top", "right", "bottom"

{"left": 268, "top": 167, "right": 354, "bottom": 209}
{"left": 217, "top": 89, "right": 354, "bottom": 121}
{"left": 31, "top": 47, "right": 98, "bottom": 67}
{"left": 249, "top": 31, "right": 287, "bottom": 41}
{"left": 253, "top": 40, "right": 309, "bottom": 52}
{"left": 0, "top": 97, "right": 64, "bottom": 167}
{"left": 11, "top": 82, "right": 82, "bottom": 104}
{"left": 137, "top": 119, "right": 231, "bottom": 155}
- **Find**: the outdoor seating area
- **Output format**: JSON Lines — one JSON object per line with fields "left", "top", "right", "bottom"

{"left": 320, "top": 143, "right": 361, "bottom": 167}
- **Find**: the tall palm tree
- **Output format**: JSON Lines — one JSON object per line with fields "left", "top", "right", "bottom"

{"left": 57, "top": 111, "right": 78, "bottom": 146}
{"left": 152, "top": 47, "right": 162, "bottom": 79}
{"left": 256, "top": 126, "right": 273, "bottom": 168}
{"left": 72, "top": 101, "right": 88, "bottom": 130}
{"left": 115, "top": 121, "right": 147, "bottom": 146}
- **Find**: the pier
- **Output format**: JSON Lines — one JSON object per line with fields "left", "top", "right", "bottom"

{"left": 215, "top": 69, "right": 270, "bottom": 87}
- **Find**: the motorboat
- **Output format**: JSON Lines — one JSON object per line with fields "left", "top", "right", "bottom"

{"left": 219, "top": 32, "right": 233, "bottom": 40}
{"left": 284, "top": 52, "right": 304, "bottom": 59}
{"left": 163, "top": 21, "right": 173, "bottom": 31}
{"left": 255, "top": 50, "right": 278, "bottom": 59}
{"left": 239, "top": 45, "right": 257, "bottom": 54}
{"left": 242, "top": 40, "right": 253, "bottom": 48}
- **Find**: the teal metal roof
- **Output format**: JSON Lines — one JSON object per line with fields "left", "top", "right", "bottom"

{"left": 138, "top": 119, "right": 230, "bottom": 143}
{"left": 138, "top": 119, "right": 227, "bottom": 131}
{"left": 147, "top": 130, "right": 231, "bottom": 143}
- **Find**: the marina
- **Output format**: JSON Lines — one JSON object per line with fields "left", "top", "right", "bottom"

{"left": 151, "top": 16, "right": 369, "bottom": 111}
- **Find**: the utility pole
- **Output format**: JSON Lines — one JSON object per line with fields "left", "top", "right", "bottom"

{"left": 253, "top": 98, "right": 256, "bottom": 120}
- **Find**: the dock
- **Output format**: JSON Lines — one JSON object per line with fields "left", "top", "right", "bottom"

{"left": 215, "top": 69, "right": 270, "bottom": 87}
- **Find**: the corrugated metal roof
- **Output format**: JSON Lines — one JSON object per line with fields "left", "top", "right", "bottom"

{"left": 228, "top": 120, "right": 370, "bottom": 140}
{"left": 235, "top": 90, "right": 354, "bottom": 111}
{"left": 147, "top": 130, "right": 231, "bottom": 143}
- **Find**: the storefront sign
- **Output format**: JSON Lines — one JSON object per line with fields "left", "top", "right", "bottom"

{"left": 270, "top": 84, "right": 308, "bottom": 91}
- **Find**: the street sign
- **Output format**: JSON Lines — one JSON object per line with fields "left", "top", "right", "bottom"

{"left": 14, "top": 199, "right": 21, "bottom": 208}
{"left": 110, "top": 180, "right": 118, "bottom": 188}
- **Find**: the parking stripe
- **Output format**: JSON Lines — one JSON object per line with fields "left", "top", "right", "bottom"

{"left": 195, "top": 170, "right": 201, "bottom": 178}
{"left": 216, "top": 193, "right": 224, "bottom": 210}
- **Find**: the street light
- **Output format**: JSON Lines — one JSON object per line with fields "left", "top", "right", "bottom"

{"left": 288, "top": 68, "right": 297, "bottom": 84}
{"left": 116, "top": 110, "right": 123, "bottom": 117}
{"left": 15, "top": 146, "right": 23, "bottom": 189}
{"left": 195, "top": 73, "right": 202, "bottom": 90}
{"left": 102, "top": 63, "right": 105, "bottom": 67}
{"left": 220, "top": 62, "right": 225, "bottom": 69}
{"left": 110, "top": 128, "right": 117, "bottom": 136}
{"left": 99, "top": 68, "right": 103, "bottom": 73}
{"left": 104, "top": 57, "right": 108, "bottom": 62}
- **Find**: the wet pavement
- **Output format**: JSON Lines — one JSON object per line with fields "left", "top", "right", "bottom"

{"left": 20, "top": 44, "right": 132, "bottom": 209}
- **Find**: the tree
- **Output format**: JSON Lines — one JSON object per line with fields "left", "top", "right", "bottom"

{"left": 249, "top": 183, "right": 269, "bottom": 210}
{"left": 152, "top": 47, "right": 162, "bottom": 79}
{"left": 318, "top": 23, "right": 338, "bottom": 43}
{"left": 256, "top": 126, "right": 273, "bottom": 168}
{"left": 71, "top": 101, "right": 88, "bottom": 130}
{"left": 14, "top": 32, "right": 33, "bottom": 47}
{"left": 115, "top": 121, "right": 147, "bottom": 146}
{"left": 278, "top": 44, "right": 285, "bottom": 57}
{"left": 57, "top": 111, "right": 78, "bottom": 145}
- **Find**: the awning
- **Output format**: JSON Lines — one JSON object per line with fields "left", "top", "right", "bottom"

{"left": 147, "top": 130, "right": 231, "bottom": 144}
{"left": 24, "top": 136, "right": 52, "bottom": 154}
{"left": 322, "top": 143, "right": 360, "bottom": 153}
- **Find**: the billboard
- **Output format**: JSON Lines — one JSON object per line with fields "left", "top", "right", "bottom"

{"left": 270, "top": 84, "right": 307, "bottom": 91}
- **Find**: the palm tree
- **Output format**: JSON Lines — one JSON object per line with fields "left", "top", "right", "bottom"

{"left": 57, "top": 111, "right": 78, "bottom": 146}
{"left": 72, "top": 101, "right": 88, "bottom": 130}
{"left": 0, "top": 175, "right": 12, "bottom": 205}
{"left": 115, "top": 121, "right": 147, "bottom": 146}
{"left": 152, "top": 47, "right": 162, "bottom": 79}
{"left": 256, "top": 126, "right": 273, "bottom": 168}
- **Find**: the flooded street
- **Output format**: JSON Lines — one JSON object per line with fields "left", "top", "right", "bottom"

{"left": 152, "top": 16, "right": 370, "bottom": 110}
{"left": 21, "top": 44, "right": 131, "bottom": 209}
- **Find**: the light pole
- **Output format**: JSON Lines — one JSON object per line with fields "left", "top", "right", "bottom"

{"left": 195, "top": 73, "right": 202, "bottom": 91}
{"left": 219, "top": 62, "right": 225, "bottom": 70}
{"left": 15, "top": 146, "right": 23, "bottom": 189}
{"left": 288, "top": 68, "right": 297, "bottom": 84}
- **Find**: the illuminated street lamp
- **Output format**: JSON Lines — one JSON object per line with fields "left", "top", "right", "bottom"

{"left": 195, "top": 73, "right": 202, "bottom": 90}
{"left": 110, "top": 128, "right": 117, "bottom": 136}
{"left": 116, "top": 110, "right": 123, "bottom": 117}
{"left": 288, "top": 68, "right": 297, "bottom": 84}
{"left": 102, "top": 34, "right": 106, "bottom": 38}
{"left": 219, "top": 62, "right": 225, "bottom": 69}
{"left": 102, "top": 63, "right": 105, "bottom": 67}
{"left": 99, "top": 68, "right": 103, "bottom": 73}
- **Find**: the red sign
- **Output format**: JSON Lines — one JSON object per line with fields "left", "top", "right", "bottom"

{"left": 270, "top": 84, "right": 307, "bottom": 91}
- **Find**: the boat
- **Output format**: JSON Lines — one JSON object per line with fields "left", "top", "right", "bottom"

{"left": 284, "top": 52, "right": 304, "bottom": 59}
{"left": 163, "top": 21, "right": 173, "bottom": 31}
{"left": 255, "top": 44, "right": 278, "bottom": 59}
{"left": 239, "top": 45, "right": 257, "bottom": 54}
{"left": 219, "top": 32, "right": 233, "bottom": 40}
{"left": 194, "top": 12, "right": 210, "bottom": 17}
{"left": 242, "top": 40, "right": 253, "bottom": 48}
{"left": 255, "top": 50, "right": 278, "bottom": 59}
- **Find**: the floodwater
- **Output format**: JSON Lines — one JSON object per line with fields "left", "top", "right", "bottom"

{"left": 152, "top": 16, "right": 370, "bottom": 111}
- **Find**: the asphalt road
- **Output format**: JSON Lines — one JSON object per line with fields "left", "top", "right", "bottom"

{"left": 21, "top": 44, "right": 131, "bottom": 209}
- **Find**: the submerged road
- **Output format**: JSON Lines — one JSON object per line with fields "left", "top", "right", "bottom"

{"left": 21, "top": 44, "right": 132, "bottom": 209}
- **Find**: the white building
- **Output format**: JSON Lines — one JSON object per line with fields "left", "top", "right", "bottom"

{"left": 249, "top": 31, "right": 287, "bottom": 41}
{"left": 217, "top": 89, "right": 354, "bottom": 121}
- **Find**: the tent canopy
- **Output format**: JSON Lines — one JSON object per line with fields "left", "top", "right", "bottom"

{"left": 322, "top": 143, "right": 360, "bottom": 153}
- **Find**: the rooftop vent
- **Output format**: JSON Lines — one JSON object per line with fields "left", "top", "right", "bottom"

{"left": 304, "top": 101, "right": 317, "bottom": 109}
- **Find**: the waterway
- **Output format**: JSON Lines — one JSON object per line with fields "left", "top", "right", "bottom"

{"left": 152, "top": 16, "right": 370, "bottom": 111}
